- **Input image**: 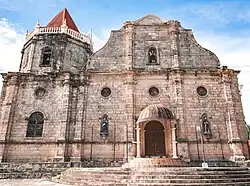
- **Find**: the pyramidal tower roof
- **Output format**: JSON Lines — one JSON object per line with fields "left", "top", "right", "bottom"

{"left": 46, "top": 8, "right": 80, "bottom": 32}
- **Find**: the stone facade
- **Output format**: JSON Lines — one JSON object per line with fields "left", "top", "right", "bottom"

{"left": 0, "top": 12, "right": 248, "bottom": 163}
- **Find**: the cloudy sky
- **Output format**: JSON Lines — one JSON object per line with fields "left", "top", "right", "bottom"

{"left": 0, "top": 0, "right": 249, "bottom": 123}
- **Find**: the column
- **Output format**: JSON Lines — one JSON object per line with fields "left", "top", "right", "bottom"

{"left": 136, "top": 125, "right": 141, "bottom": 158}
{"left": 172, "top": 126, "right": 178, "bottom": 158}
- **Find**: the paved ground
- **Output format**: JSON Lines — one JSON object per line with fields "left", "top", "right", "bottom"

{"left": 0, "top": 179, "right": 73, "bottom": 186}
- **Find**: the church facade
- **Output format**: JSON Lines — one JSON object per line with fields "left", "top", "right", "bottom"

{"left": 0, "top": 9, "right": 248, "bottom": 163}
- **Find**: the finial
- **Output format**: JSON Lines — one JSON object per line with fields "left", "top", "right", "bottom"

{"left": 61, "top": 18, "right": 68, "bottom": 32}
{"left": 25, "top": 30, "right": 29, "bottom": 36}
{"left": 35, "top": 20, "right": 40, "bottom": 28}
{"left": 62, "top": 18, "right": 67, "bottom": 26}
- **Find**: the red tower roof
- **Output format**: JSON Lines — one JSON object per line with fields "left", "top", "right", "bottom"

{"left": 46, "top": 8, "right": 80, "bottom": 32}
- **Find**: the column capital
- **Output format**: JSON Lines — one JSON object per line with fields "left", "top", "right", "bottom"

{"left": 171, "top": 120, "right": 178, "bottom": 128}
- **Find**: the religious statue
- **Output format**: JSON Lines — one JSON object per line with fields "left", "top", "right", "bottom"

{"left": 148, "top": 47, "right": 157, "bottom": 63}
{"left": 100, "top": 114, "right": 109, "bottom": 136}
{"left": 201, "top": 113, "right": 212, "bottom": 138}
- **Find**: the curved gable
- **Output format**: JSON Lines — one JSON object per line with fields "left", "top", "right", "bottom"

{"left": 135, "top": 15, "right": 163, "bottom": 25}
{"left": 87, "top": 15, "right": 220, "bottom": 72}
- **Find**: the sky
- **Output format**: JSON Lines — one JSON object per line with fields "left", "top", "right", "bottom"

{"left": 0, "top": 0, "right": 250, "bottom": 123}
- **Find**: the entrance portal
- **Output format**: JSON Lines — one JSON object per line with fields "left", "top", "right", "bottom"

{"left": 145, "top": 121, "right": 165, "bottom": 156}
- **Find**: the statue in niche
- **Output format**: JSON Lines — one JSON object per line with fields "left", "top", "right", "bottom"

{"left": 148, "top": 47, "right": 157, "bottom": 64}
{"left": 100, "top": 114, "right": 109, "bottom": 136}
{"left": 201, "top": 113, "right": 212, "bottom": 138}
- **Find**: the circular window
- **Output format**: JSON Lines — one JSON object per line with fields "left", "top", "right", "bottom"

{"left": 35, "top": 88, "right": 46, "bottom": 98}
{"left": 101, "top": 87, "right": 111, "bottom": 97}
{"left": 149, "top": 87, "right": 159, "bottom": 97}
{"left": 197, "top": 86, "right": 208, "bottom": 97}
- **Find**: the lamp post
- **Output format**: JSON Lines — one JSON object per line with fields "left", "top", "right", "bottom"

{"left": 196, "top": 125, "right": 208, "bottom": 168}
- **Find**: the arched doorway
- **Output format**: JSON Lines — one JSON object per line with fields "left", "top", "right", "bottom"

{"left": 145, "top": 121, "right": 165, "bottom": 156}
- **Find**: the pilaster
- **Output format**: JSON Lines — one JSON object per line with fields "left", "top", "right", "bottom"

{"left": 221, "top": 68, "right": 245, "bottom": 161}
{"left": 55, "top": 73, "right": 71, "bottom": 161}
{"left": 0, "top": 74, "right": 19, "bottom": 162}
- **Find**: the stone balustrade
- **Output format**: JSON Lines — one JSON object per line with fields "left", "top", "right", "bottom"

{"left": 25, "top": 26, "right": 91, "bottom": 44}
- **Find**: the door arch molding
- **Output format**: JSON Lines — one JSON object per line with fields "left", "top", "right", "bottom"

{"left": 136, "top": 104, "right": 175, "bottom": 158}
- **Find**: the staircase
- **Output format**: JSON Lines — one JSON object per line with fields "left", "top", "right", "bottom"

{"left": 122, "top": 157, "right": 188, "bottom": 168}
{"left": 56, "top": 167, "right": 250, "bottom": 186}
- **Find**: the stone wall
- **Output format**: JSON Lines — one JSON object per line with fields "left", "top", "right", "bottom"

{"left": 21, "top": 34, "right": 90, "bottom": 74}
{"left": 0, "top": 14, "right": 248, "bottom": 163}
{"left": 88, "top": 31, "right": 126, "bottom": 72}
{"left": 178, "top": 29, "right": 220, "bottom": 69}
{"left": 83, "top": 72, "right": 133, "bottom": 160}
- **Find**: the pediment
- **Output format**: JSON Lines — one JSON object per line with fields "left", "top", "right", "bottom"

{"left": 135, "top": 15, "right": 163, "bottom": 25}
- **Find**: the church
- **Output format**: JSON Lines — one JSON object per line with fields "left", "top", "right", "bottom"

{"left": 0, "top": 8, "right": 248, "bottom": 164}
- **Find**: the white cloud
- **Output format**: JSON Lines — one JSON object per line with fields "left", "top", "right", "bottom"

{"left": 0, "top": 18, "right": 24, "bottom": 73}
{"left": 92, "top": 32, "right": 109, "bottom": 52}
{"left": 174, "top": 2, "right": 250, "bottom": 24}
{"left": 91, "top": 28, "right": 114, "bottom": 52}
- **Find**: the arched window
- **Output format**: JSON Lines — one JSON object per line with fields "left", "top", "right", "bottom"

{"left": 148, "top": 47, "right": 157, "bottom": 64}
{"left": 41, "top": 47, "right": 52, "bottom": 66}
{"left": 26, "top": 112, "right": 44, "bottom": 137}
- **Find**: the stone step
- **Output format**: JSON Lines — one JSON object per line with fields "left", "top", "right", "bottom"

{"left": 132, "top": 173, "right": 250, "bottom": 179}
{"left": 60, "top": 177, "right": 250, "bottom": 184}
{"left": 128, "top": 167, "right": 248, "bottom": 171}
{"left": 132, "top": 171, "right": 250, "bottom": 175}
{"left": 0, "top": 171, "right": 63, "bottom": 179}
{"left": 59, "top": 180, "right": 250, "bottom": 186}
{"left": 129, "top": 178, "right": 250, "bottom": 183}
{"left": 0, "top": 162, "right": 71, "bottom": 169}
{"left": 0, "top": 167, "right": 67, "bottom": 173}
{"left": 57, "top": 167, "right": 250, "bottom": 185}
{"left": 80, "top": 167, "right": 248, "bottom": 171}
{"left": 132, "top": 183, "right": 250, "bottom": 186}
{"left": 124, "top": 158, "right": 239, "bottom": 168}
{"left": 61, "top": 173, "right": 250, "bottom": 180}
{"left": 123, "top": 158, "right": 189, "bottom": 168}
{"left": 60, "top": 176, "right": 250, "bottom": 185}
{"left": 61, "top": 169, "right": 250, "bottom": 176}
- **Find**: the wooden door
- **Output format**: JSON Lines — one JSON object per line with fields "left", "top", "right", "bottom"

{"left": 145, "top": 121, "right": 165, "bottom": 156}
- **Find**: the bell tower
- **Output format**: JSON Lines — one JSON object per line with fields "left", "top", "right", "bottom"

{"left": 20, "top": 8, "right": 92, "bottom": 74}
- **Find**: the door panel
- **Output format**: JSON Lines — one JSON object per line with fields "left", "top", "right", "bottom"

{"left": 145, "top": 121, "right": 165, "bottom": 156}
{"left": 145, "top": 130, "right": 154, "bottom": 156}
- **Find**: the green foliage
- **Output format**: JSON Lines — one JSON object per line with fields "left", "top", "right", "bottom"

{"left": 177, "top": 138, "right": 189, "bottom": 142}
